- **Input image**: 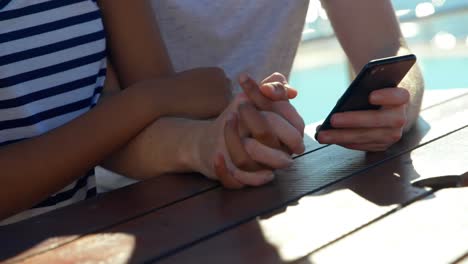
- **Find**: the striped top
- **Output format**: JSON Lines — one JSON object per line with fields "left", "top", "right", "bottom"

{"left": 0, "top": 0, "right": 107, "bottom": 225}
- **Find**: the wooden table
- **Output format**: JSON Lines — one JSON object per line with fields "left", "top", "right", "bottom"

{"left": 1, "top": 89, "right": 468, "bottom": 264}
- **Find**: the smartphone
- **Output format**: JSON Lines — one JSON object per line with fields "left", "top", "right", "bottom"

{"left": 315, "top": 54, "right": 417, "bottom": 139}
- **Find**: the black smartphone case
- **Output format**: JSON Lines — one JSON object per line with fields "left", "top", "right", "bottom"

{"left": 315, "top": 54, "right": 417, "bottom": 139}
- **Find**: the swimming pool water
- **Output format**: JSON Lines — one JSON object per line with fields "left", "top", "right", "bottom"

{"left": 289, "top": 56, "right": 468, "bottom": 125}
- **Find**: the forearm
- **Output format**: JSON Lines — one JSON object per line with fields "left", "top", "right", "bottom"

{"left": 389, "top": 47, "right": 425, "bottom": 125}
{"left": 400, "top": 56, "right": 424, "bottom": 132}
{"left": 98, "top": 0, "right": 174, "bottom": 87}
{"left": 101, "top": 69, "right": 234, "bottom": 178}
{"left": 163, "top": 69, "right": 233, "bottom": 118}
{"left": 102, "top": 117, "right": 210, "bottom": 180}
{"left": 323, "top": 0, "right": 425, "bottom": 131}
{"left": 0, "top": 79, "right": 173, "bottom": 219}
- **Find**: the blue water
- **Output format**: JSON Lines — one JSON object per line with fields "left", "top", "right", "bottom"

{"left": 304, "top": 0, "right": 468, "bottom": 41}
{"left": 289, "top": 57, "right": 468, "bottom": 125}
{"left": 292, "top": 0, "right": 468, "bottom": 125}
{"left": 392, "top": 0, "right": 467, "bottom": 12}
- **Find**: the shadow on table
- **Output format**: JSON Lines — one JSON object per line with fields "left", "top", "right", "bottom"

{"left": 0, "top": 117, "right": 437, "bottom": 264}
{"left": 308, "top": 116, "right": 432, "bottom": 206}
{"left": 171, "top": 117, "right": 437, "bottom": 264}
{"left": 146, "top": 118, "right": 439, "bottom": 264}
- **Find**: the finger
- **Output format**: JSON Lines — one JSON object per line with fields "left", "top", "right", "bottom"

{"left": 264, "top": 112, "right": 305, "bottom": 154}
{"left": 330, "top": 106, "right": 407, "bottom": 129}
{"left": 339, "top": 143, "right": 391, "bottom": 152}
{"left": 232, "top": 168, "right": 275, "bottom": 187}
{"left": 370, "top": 88, "right": 410, "bottom": 106}
{"left": 243, "top": 138, "right": 294, "bottom": 169}
{"left": 239, "top": 73, "right": 274, "bottom": 111}
{"left": 272, "top": 101, "right": 305, "bottom": 137}
{"left": 240, "top": 73, "right": 304, "bottom": 134}
{"left": 261, "top": 72, "right": 297, "bottom": 99}
{"left": 284, "top": 84, "right": 298, "bottom": 99}
{"left": 238, "top": 73, "right": 304, "bottom": 137}
{"left": 214, "top": 153, "right": 245, "bottom": 189}
{"left": 261, "top": 72, "right": 288, "bottom": 84}
{"left": 238, "top": 103, "right": 281, "bottom": 149}
{"left": 316, "top": 128, "right": 403, "bottom": 145}
{"left": 260, "top": 82, "right": 297, "bottom": 100}
{"left": 224, "top": 114, "right": 265, "bottom": 171}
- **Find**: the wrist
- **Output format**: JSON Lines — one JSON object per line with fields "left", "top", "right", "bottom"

{"left": 178, "top": 119, "right": 214, "bottom": 175}
{"left": 130, "top": 78, "right": 180, "bottom": 118}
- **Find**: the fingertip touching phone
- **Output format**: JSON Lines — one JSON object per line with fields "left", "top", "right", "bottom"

{"left": 315, "top": 54, "right": 417, "bottom": 139}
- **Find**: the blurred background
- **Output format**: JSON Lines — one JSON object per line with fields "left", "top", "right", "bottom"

{"left": 290, "top": 0, "right": 468, "bottom": 125}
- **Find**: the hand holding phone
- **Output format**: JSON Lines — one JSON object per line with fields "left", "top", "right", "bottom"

{"left": 315, "top": 54, "right": 417, "bottom": 151}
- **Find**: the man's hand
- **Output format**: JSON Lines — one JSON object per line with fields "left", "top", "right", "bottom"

{"left": 315, "top": 87, "right": 410, "bottom": 152}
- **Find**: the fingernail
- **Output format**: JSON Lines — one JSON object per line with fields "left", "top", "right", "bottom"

{"left": 269, "top": 83, "right": 281, "bottom": 93}
{"left": 292, "top": 140, "right": 306, "bottom": 154}
{"left": 319, "top": 132, "right": 332, "bottom": 143}
{"left": 371, "top": 93, "right": 382, "bottom": 102}
{"left": 331, "top": 115, "right": 342, "bottom": 125}
{"left": 284, "top": 156, "right": 294, "bottom": 166}
{"left": 299, "top": 141, "right": 306, "bottom": 153}
{"left": 239, "top": 73, "right": 250, "bottom": 84}
{"left": 266, "top": 171, "right": 275, "bottom": 181}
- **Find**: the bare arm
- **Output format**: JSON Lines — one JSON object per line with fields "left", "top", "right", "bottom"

{"left": 322, "top": 0, "right": 424, "bottom": 129}
{"left": 98, "top": 0, "right": 233, "bottom": 178}
{"left": 98, "top": 0, "right": 231, "bottom": 116}
{"left": 98, "top": 0, "right": 173, "bottom": 86}
{"left": 99, "top": 1, "right": 305, "bottom": 180}
{"left": 315, "top": 0, "right": 425, "bottom": 151}
{"left": 0, "top": 1, "right": 231, "bottom": 220}
{"left": 0, "top": 66, "right": 190, "bottom": 220}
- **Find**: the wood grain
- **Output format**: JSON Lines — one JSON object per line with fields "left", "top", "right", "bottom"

{"left": 158, "top": 126, "right": 468, "bottom": 264}
{"left": 24, "top": 93, "right": 468, "bottom": 263}
{"left": 0, "top": 135, "right": 324, "bottom": 262}
{"left": 307, "top": 187, "right": 468, "bottom": 264}
{"left": 0, "top": 173, "right": 216, "bottom": 262}
{"left": 420, "top": 88, "right": 468, "bottom": 109}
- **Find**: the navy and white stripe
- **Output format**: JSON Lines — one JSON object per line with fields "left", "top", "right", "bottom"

{"left": 0, "top": 0, "right": 106, "bottom": 225}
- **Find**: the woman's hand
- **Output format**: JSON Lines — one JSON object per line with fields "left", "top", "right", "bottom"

{"left": 196, "top": 74, "right": 305, "bottom": 189}
{"left": 195, "top": 92, "right": 304, "bottom": 188}
{"left": 210, "top": 73, "right": 305, "bottom": 187}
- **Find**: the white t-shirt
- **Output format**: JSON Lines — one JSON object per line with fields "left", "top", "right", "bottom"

{"left": 151, "top": 0, "right": 309, "bottom": 83}
{"left": 96, "top": 0, "right": 310, "bottom": 191}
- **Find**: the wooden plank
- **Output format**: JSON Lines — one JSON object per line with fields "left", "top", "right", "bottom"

{"left": 3, "top": 90, "right": 463, "bottom": 263}
{"left": 24, "top": 92, "right": 468, "bottom": 263}
{"left": 0, "top": 131, "right": 324, "bottom": 263}
{"left": 306, "top": 187, "right": 468, "bottom": 264}
{"left": 421, "top": 88, "right": 468, "bottom": 109}
{"left": 0, "top": 173, "right": 217, "bottom": 262}
{"left": 157, "top": 125, "right": 468, "bottom": 264}
{"left": 454, "top": 253, "right": 468, "bottom": 264}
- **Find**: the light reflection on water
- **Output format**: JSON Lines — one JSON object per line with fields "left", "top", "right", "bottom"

{"left": 303, "top": 0, "right": 468, "bottom": 41}
{"left": 290, "top": 0, "right": 468, "bottom": 124}
{"left": 290, "top": 55, "right": 468, "bottom": 125}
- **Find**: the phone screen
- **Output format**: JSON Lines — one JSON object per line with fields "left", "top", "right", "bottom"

{"left": 316, "top": 54, "right": 417, "bottom": 137}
